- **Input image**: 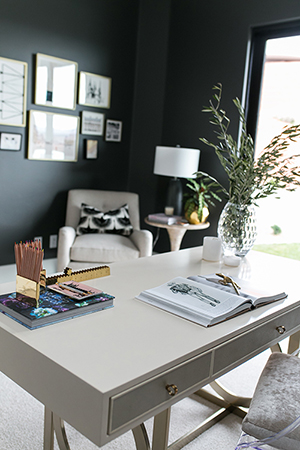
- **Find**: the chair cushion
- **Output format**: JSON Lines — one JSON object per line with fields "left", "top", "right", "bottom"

{"left": 242, "top": 352, "right": 300, "bottom": 450}
{"left": 76, "top": 203, "right": 133, "bottom": 236}
{"left": 70, "top": 234, "right": 139, "bottom": 263}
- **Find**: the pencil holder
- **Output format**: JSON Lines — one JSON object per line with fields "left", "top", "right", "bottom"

{"left": 16, "top": 275, "right": 40, "bottom": 301}
{"left": 16, "top": 269, "right": 46, "bottom": 302}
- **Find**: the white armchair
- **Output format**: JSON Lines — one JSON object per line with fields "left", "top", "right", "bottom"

{"left": 57, "top": 189, "right": 153, "bottom": 272}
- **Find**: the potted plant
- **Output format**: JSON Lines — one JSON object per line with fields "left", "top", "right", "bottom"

{"left": 184, "top": 174, "right": 223, "bottom": 224}
{"left": 198, "top": 83, "right": 300, "bottom": 256}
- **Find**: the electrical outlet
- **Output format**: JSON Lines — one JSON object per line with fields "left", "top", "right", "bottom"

{"left": 49, "top": 234, "right": 58, "bottom": 249}
{"left": 34, "top": 236, "right": 43, "bottom": 247}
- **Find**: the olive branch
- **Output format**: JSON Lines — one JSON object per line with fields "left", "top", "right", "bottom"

{"left": 198, "top": 83, "right": 300, "bottom": 206}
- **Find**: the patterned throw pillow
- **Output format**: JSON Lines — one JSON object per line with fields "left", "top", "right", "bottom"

{"left": 76, "top": 203, "right": 133, "bottom": 236}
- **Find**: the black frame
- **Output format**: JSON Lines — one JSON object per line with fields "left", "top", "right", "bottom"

{"left": 245, "top": 19, "right": 300, "bottom": 142}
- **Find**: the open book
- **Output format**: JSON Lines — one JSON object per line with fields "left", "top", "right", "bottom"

{"left": 136, "top": 274, "right": 287, "bottom": 327}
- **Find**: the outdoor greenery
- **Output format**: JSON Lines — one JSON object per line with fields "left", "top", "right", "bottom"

{"left": 184, "top": 175, "right": 223, "bottom": 222}
{"left": 197, "top": 83, "right": 300, "bottom": 206}
{"left": 253, "top": 243, "right": 300, "bottom": 261}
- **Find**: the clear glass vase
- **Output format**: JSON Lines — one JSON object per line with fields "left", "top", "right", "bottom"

{"left": 217, "top": 202, "right": 257, "bottom": 257}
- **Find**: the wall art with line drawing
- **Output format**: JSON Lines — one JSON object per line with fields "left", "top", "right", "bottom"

{"left": 0, "top": 56, "right": 27, "bottom": 127}
{"left": 78, "top": 72, "right": 111, "bottom": 109}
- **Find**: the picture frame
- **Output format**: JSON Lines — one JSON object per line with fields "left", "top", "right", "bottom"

{"left": 105, "top": 120, "right": 122, "bottom": 142}
{"left": 78, "top": 71, "right": 111, "bottom": 109}
{"left": 28, "top": 110, "right": 79, "bottom": 162}
{"left": 35, "top": 53, "right": 78, "bottom": 110}
{"left": 0, "top": 56, "right": 27, "bottom": 127}
{"left": 86, "top": 139, "right": 98, "bottom": 159}
{"left": 81, "top": 111, "right": 104, "bottom": 136}
{"left": 0, "top": 132, "right": 22, "bottom": 151}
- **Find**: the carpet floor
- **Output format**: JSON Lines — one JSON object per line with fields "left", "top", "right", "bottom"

{"left": 0, "top": 349, "right": 273, "bottom": 449}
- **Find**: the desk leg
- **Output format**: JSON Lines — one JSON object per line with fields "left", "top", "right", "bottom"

{"left": 132, "top": 424, "right": 151, "bottom": 450}
{"left": 44, "top": 407, "right": 71, "bottom": 450}
{"left": 167, "top": 229, "right": 187, "bottom": 252}
{"left": 152, "top": 408, "right": 171, "bottom": 450}
{"left": 44, "top": 407, "right": 54, "bottom": 450}
{"left": 288, "top": 330, "right": 300, "bottom": 354}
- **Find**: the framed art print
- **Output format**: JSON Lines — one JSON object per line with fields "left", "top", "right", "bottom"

{"left": 105, "top": 120, "right": 122, "bottom": 142}
{"left": 86, "top": 139, "right": 98, "bottom": 159}
{"left": 81, "top": 111, "right": 104, "bottom": 136}
{"left": 78, "top": 71, "right": 111, "bottom": 108}
{"left": 0, "top": 56, "right": 27, "bottom": 126}
{"left": 28, "top": 110, "right": 79, "bottom": 162}
{"left": 0, "top": 132, "right": 22, "bottom": 151}
{"left": 35, "top": 53, "right": 78, "bottom": 110}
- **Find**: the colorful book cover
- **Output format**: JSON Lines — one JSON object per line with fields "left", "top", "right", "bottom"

{"left": 0, "top": 287, "right": 114, "bottom": 329}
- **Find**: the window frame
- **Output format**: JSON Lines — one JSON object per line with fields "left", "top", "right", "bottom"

{"left": 245, "top": 20, "right": 300, "bottom": 142}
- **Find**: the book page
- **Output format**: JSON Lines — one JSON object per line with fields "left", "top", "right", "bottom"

{"left": 189, "top": 275, "right": 287, "bottom": 306}
{"left": 138, "top": 277, "right": 252, "bottom": 321}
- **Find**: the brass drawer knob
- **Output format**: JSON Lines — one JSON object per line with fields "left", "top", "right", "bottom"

{"left": 276, "top": 325, "right": 286, "bottom": 335}
{"left": 166, "top": 384, "right": 178, "bottom": 396}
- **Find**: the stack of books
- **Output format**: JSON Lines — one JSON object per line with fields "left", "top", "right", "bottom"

{"left": 147, "top": 213, "right": 183, "bottom": 225}
{"left": 0, "top": 280, "right": 114, "bottom": 329}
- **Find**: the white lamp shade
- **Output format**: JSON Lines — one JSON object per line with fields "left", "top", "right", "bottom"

{"left": 154, "top": 146, "right": 200, "bottom": 178}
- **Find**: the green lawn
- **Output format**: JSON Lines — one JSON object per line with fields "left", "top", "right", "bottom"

{"left": 253, "top": 243, "right": 300, "bottom": 261}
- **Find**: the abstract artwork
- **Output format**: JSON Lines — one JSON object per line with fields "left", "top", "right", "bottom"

{"left": 78, "top": 72, "right": 111, "bottom": 108}
{"left": 0, "top": 57, "right": 27, "bottom": 126}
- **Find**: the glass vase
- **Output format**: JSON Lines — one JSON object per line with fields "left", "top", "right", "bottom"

{"left": 217, "top": 202, "right": 257, "bottom": 257}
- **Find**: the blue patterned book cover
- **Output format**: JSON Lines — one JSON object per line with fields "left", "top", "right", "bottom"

{"left": 0, "top": 287, "right": 114, "bottom": 329}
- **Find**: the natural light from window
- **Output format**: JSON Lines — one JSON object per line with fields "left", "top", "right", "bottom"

{"left": 253, "top": 35, "right": 300, "bottom": 260}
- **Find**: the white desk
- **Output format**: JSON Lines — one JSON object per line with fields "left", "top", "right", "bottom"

{"left": 0, "top": 247, "right": 300, "bottom": 450}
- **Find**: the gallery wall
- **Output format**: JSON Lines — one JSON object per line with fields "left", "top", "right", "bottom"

{"left": 2, "top": 0, "right": 300, "bottom": 266}
{"left": 0, "top": 0, "right": 139, "bottom": 265}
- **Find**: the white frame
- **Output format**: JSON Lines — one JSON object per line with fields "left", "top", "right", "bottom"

{"left": 35, "top": 53, "right": 78, "bottom": 110}
{"left": 0, "top": 56, "right": 27, "bottom": 127}
{"left": 105, "top": 119, "right": 122, "bottom": 142}
{"left": 81, "top": 111, "right": 104, "bottom": 136}
{"left": 78, "top": 71, "right": 111, "bottom": 108}
{"left": 28, "top": 110, "right": 79, "bottom": 162}
{"left": 0, "top": 132, "right": 22, "bottom": 151}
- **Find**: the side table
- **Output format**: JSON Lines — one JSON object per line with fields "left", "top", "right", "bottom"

{"left": 145, "top": 217, "right": 210, "bottom": 251}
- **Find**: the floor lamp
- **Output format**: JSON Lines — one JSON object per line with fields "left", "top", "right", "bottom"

{"left": 154, "top": 146, "right": 200, "bottom": 216}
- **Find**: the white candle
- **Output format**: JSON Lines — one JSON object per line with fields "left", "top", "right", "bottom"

{"left": 202, "top": 236, "right": 222, "bottom": 262}
{"left": 165, "top": 206, "right": 174, "bottom": 216}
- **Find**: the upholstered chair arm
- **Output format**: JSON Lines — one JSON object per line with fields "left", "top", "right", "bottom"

{"left": 130, "top": 229, "right": 153, "bottom": 257}
{"left": 57, "top": 226, "right": 76, "bottom": 272}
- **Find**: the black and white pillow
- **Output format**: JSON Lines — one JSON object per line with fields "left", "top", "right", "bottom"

{"left": 76, "top": 203, "right": 133, "bottom": 236}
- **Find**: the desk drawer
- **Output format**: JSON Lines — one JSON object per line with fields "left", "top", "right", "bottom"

{"left": 213, "top": 306, "right": 300, "bottom": 376}
{"left": 108, "top": 350, "right": 211, "bottom": 434}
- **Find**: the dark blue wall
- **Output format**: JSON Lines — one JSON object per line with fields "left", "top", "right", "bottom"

{"left": 0, "top": 0, "right": 139, "bottom": 265}
{"left": 1, "top": 0, "right": 300, "bottom": 266}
